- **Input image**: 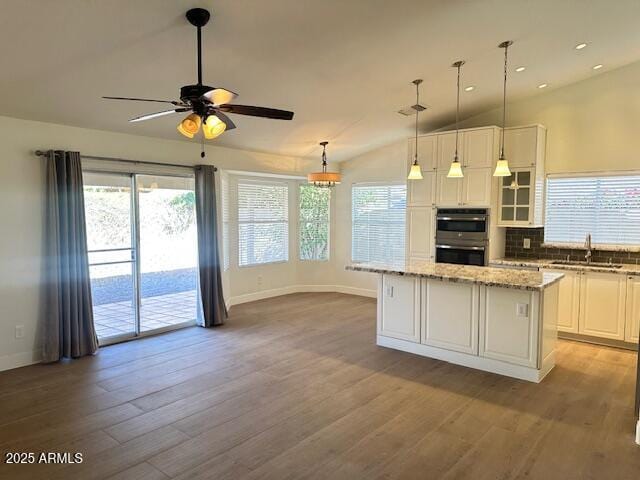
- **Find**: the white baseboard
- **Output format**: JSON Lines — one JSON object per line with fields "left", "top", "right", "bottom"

{"left": 228, "top": 284, "right": 376, "bottom": 308}
{"left": 636, "top": 419, "right": 640, "bottom": 445}
{"left": 0, "top": 350, "right": 41, "bottom": 372}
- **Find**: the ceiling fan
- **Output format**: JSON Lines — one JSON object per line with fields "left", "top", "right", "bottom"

{"left": 103, "top": 8, "right": 294, "bottom": 142}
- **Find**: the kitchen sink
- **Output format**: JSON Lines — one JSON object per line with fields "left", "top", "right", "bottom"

{"left": 550, "top": 260, "right": 623, "bottom": 268}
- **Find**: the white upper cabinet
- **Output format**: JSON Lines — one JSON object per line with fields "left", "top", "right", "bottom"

{"left": 463, "top": 128, "right": 496, "bottom": 168}
{"left": 436, "top": 170, "right": 463, "bottom": 206}
{"left": 408, "top": 136, "right": 438, "bottom": 171}
{"left": 461, "top": 168, "right": 492, "bottom": 207}
{"left": 503, "top": 126, "right": 542, "bottom": 168}
{"left": 407, "top": 170, "right": 437, "bottom": 207}
{"left": 436, "top": 132, "right": 461, "bottom": 170}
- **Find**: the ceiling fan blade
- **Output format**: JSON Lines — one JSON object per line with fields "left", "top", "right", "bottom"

{"left": 129, "top": 108, "right": 189, "bottom": 123}
{"left": 103, "top": 96, "right": 183, "bottom": 106}
{"left": 202, "top": 88, "right": 238, "bottom": 106}
{"left": 213, "top": 111, "right": 236, "bottom": 131}
{"left": 218, "top": 104, "right": 294, "bottom": 120}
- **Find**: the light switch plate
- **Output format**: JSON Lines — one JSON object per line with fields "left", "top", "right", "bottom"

{"left": 523, "top": 238, "right": 531, "bottom": 249}
{"left": 516, "top": 303, "right": 529, "bottom": 317}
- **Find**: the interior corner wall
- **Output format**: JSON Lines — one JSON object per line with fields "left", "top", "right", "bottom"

{"left": 0, "top": 115, "right": 336, "bottom": 371}
{"left": 333, "top": 140, "right": 409, "bottom": 294}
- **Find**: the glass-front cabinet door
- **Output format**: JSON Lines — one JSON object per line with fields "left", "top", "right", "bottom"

{"left": 498, "top": 169, "right": 534, "bottom": 226}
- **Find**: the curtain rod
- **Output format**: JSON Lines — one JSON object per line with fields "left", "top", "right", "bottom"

{"left": 34, "top": 150, "right": 217, "bottom": 172}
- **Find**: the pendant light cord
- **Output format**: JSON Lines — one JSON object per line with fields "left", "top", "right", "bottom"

{"left": 454, "top": 63, "right": 462, "bottom": 161}
{"left": 414, "top": 81, "right": 419, "bottom": 165}
{"left": 499, "top": 42, "right": 510, "bottom": 160}
{"left": 322, "top": 143, "right": 328, "bottom": 173}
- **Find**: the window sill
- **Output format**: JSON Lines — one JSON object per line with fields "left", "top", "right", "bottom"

{"left": 541, "top": 242, "right": 640, "bottom": 252}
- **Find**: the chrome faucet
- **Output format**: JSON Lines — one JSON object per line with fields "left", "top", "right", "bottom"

{"left": 584, "top": 233, "right": 592, "bottom": 263}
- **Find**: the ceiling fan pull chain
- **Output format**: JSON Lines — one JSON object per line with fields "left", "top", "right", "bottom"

{"left": 200, "top": 134, "right": 205, "bottom": 158}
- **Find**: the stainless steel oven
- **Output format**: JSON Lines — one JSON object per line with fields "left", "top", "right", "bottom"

{"left": 435, "top": 208, "right": 489, "bottom": 266}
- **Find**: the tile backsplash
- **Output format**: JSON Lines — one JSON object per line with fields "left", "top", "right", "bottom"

{"left": 504, "top": 227, "right": 640, "bottom": 264}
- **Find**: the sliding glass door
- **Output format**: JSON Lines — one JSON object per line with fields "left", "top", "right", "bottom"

{"left": 83, "top": 172, "right": 198, "bottom": 344}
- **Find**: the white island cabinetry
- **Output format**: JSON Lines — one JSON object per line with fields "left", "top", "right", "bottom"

{"left": 348, "top": 262, "right": 563, "bottom": 383}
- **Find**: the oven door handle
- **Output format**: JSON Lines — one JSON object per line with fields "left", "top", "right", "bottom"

{"left": 436, "top": 244, "right": 486, "bottom": 251}
{"left": 436, "top": 216, "right": 487, "bottom": 221}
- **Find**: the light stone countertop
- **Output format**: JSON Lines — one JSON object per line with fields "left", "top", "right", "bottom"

{"left": 345, "top": 260, "right": 564, "bottom": 291}
{"left": 490, "top": 258, "right": 640, "bottom": 276}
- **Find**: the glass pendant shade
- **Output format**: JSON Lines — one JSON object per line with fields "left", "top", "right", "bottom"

{"left": 407, "top": 163, "right": 423, "bottom": 180}
{"left": 177, "top": 113, "right": 201, "bottom": 138}
{"left": 493, "top": 159, "right": 512, "bottom": 177}
{"left": 447, "top": 160, "right": 464, "bottom": 178}
{"left": 202, "top": 115, "right": 226, "bottom": 139}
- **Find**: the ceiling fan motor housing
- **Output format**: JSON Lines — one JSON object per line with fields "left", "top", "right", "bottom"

{"left": 180, "top": 84, "right": 214, "bottom": 105}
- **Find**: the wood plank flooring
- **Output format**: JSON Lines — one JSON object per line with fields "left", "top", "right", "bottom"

{"left": 0, "top": 292, "right": 638, "bottom": 479}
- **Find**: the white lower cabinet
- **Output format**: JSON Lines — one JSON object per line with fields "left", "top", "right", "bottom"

{"left": 625, "top": 276, "right": 640, "bottom": 343}
{"left": 578, "top": 271, "right": 626, "bottom": 341}
{"left": 422, "top": 280, "right": 478, "bottom": 354}
{"left": 479, "top": 286, "right": 538, "bottom": 368}
{"left": 545, "top": 269, "right": 580, "bottom": 333}
{"left": 378, "top": 275, "right": 420, "bottom": 342}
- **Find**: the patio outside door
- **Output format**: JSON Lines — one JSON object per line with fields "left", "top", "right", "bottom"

{"left": 83, "top": 172, "right": 198, "bottom": 344}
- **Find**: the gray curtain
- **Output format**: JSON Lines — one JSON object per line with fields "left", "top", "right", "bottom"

{"left": 195, "top": 165, "right": 227, "bottom": 327}
{"left": 42, "top": 150, "right": 98, "bottom": 362}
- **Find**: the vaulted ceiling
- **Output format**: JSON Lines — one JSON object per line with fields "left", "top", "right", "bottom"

{"left": 1, "top": 0, "right": 639, "bottom": 161}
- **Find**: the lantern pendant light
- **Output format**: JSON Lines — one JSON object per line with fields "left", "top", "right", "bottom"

{"left": 447, "top": 61, "right": 465, "bottom": 178}
{"left": 407, "top": 79, "right": 424, "bottom": 181}
{"left": 494, "top": 40, "right": 513, "bottom": 177}
{"left": 308, "top": 141, "right": 341, "bottom": 188}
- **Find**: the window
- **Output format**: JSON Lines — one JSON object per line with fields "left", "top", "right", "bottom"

{"left": 352, "top": 184, "right": 407, "bottom": 263}
{"left": 299, "top": 185, "right": 330, "bottom": 261}
{"left": 238, "top": 180, "right": 289, "bottom": 266}
{"left": 545, "top": 174, "right": 640, "bottom": 246}
{"left": 221, "top": 173, "right": 230, "bottom": 271}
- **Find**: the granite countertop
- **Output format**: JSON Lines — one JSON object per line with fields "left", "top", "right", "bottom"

{"left": 491, "top": 258, "right": 640, "bottom": 276}
{"left": 345, "top": 260, "right": 564, "bottom": 291}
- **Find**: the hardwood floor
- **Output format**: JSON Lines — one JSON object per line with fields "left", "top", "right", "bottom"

{"left": 0, "top": 292, "right": 638, "bottom": 479}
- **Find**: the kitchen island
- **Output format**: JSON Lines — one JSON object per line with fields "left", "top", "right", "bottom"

{"left": 346, "top": 261, "right": 564, "bottom": 382}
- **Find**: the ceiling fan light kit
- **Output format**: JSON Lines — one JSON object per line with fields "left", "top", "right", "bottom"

{"left": 103, "top": 7, "right": 294, "bottom": 153}
{"left": 308, "top": 141, "right": 341, "bottom": 188}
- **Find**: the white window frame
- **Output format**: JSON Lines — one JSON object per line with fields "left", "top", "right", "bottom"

{"left": 543, "top": 171, "right": 640, "bottom": 250}
{"left": 351, "top": 181, "right": 407, "bottom": 264}
{"left": 237, "top": 178, "right": 290, "bottom": 267}
{"left": 298, "top": 183, "right": 331, "bottom": 262}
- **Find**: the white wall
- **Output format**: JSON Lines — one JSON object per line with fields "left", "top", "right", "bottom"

{"left": 0, "top": 115, "right": 337, "bottom": 370}
{"left": 453, "top": 60, "right": 640, "bottom": 174}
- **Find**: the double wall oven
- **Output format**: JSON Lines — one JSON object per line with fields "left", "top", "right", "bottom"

{"left": 435, "top": 208, "right": 489, "bottom": 266}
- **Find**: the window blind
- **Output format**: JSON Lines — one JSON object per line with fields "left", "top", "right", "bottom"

{"left": 299, "top": 184, "right": 330, "bottom": 261}
{"left": 352, "top": 184, "right": 407, "bottom": 264}
{"left": 238, "top": 180, "right": 289, "bottom": 266}
{"left": 545, "top": 174, "right": 640, "bottom": 246}
{"left": 221, "top": 173, "right": 230, "bottom": 271}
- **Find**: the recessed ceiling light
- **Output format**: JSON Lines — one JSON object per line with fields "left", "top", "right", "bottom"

{"left": 464, "top": 86, "right": 475, "bottom": 92}
{"left": 575, "top": 43, "right": 587, "bottom": 50}
{"left": 515, "top": 66, "right": 526, "bottom": 72}
{"left": 592, "top": 64, "right": 603, "bottom": 70}
{"left": 537, "top": 83, "right": 548, "bottom": 89}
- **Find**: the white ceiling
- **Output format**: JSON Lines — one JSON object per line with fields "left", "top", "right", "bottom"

{"left": 1, "top": 0, "right": 640, "bottom": 161}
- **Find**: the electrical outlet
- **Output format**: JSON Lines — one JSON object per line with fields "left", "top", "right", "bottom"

{"left": 15, "top": 325, "right": 24, "bottom": 339}
{"left": 516, "top": 303, "right": 529, "bottom": 317}
{"left": 523, "top": 238, "right": 531, "bottom": 249}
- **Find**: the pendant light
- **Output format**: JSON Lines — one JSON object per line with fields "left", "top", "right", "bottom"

{"left": 494, "top": 40, "right": 513, "bottom": 177}
{"left": 407, "top": 79, "right": 424, "bottom": 180}
{"left": 447, "top": 61, "right": 465, "bottom": 178}
{"left": 308, "top": 141, "right": 341, "bottom": 188}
